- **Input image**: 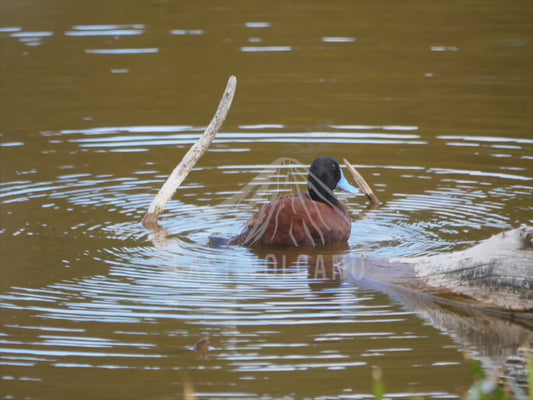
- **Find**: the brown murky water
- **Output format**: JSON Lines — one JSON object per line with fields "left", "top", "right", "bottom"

{"left": 1, "top": 1, "right": 532, "bottom": 399}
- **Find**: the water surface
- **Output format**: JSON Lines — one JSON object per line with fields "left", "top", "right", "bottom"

{"left": 1, "top": 1, "right": 532, "bottom": 399}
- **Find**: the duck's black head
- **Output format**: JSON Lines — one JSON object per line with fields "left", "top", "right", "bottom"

{"left": 307, "top": 156, "right": 357, "bottom": 206}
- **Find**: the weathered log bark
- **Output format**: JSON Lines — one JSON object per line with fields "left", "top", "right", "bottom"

{"left": 340, "top": 225, "right": 533, "bottom": 314}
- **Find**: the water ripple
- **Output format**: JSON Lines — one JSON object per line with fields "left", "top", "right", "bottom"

{"left": 1, "top": 125, "right": 530, "bottom": 396}
{"left": 65, "top": 29, "right": 143, "bottom": 37}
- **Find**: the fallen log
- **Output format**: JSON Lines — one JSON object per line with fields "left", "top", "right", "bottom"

{"left": 339, "top": 233, "right": 533, "bottom": 396}
{"left": 349, "top": 260, "right": 533, "bottom": 396}
{"left": 339, "top": 225, "right": 533, "bottom": 315}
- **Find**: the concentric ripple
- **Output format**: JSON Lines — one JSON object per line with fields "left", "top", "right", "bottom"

{"left": 1, "top": 125, "right": 531, "bottom": 399}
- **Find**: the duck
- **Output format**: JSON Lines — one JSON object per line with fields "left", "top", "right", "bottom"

{"left": 229, "top": 156, "right": 357, "bottom": 247}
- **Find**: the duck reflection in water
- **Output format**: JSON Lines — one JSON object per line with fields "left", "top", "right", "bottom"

{"left": 229, "top": 156, "right": 358, "bottom": 247}
{"left": 251, "top": 246, "right": 352, "bottom": 288}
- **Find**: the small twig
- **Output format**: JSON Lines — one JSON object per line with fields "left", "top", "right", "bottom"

{"left": 343, "top": 158, "right": 381, "bottom": 206}
{"left": 142, "top": 76, "right": 237, "bottom": 229}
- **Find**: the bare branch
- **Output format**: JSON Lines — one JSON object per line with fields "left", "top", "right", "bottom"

{"left": 343, "top": 158, "right": 381, "bottom": 205}
{"left": 142, "top": 76, "right": 237, "bottom": 229}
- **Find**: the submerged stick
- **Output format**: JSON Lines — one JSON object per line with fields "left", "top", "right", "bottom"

{"left": 142, "top": 75, "right": 237, "bottom": 228}
{"left": 343, "top": 159, "right": 381, "bottom": 205}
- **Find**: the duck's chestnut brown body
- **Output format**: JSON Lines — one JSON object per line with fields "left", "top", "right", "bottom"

{"left": 229, "top": 192, "right": 351, "bottom": 247}
{"left": 229, "top": 157, "right": 357, "bottom": 248}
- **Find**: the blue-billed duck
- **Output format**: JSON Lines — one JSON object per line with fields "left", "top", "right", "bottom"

{"left": 230, "top": 156, "right": 357, "bottom": 247}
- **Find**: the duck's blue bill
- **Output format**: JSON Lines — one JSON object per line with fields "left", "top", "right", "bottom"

{"left": 337, "top": 169, "right": 358, "bottom": 193}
